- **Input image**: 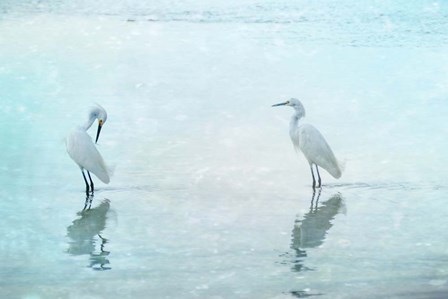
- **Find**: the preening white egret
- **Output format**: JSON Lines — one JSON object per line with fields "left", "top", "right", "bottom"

{"left": 66, "top": 105, "right": 110, "bottom": 195}
{"left": 273, "top": 98, "right": 342, "bottom": 188}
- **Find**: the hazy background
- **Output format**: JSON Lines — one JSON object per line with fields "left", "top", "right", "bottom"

{"left": 1, "top": 1, "right": 447, "bottom": 298}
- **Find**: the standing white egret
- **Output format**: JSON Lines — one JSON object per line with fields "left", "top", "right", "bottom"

{"left": 66, "top": 105, "right": 110, "bottom": 195}
{"left": 272, "top": 98, "right": 342, "bottom": 188}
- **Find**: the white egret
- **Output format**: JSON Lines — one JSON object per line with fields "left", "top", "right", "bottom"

{"left": 272, "top": 98, "right": 342, "bottom": 188}
{"left": 66, "top": 105, "right": 110, "bottom": 195}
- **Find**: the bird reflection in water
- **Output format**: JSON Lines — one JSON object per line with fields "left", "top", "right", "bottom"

{"left": 290, "top": 190, "right": 345, "bottom": 272}
{"left": 67, "top": 199, "right": 112, "bottom": 270}
{"left": 83, "top": 194, "right": 94, "bottom": 211}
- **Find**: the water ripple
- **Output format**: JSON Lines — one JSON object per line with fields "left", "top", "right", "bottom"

{"left": 2, "top": 0, "right": 448, "bottom": 47}
{"left": 324, "top": 181, "right": 447, "bottom": 191}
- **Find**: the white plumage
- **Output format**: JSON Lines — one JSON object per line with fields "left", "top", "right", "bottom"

{"left": 296, "top": 124, "right": 341, "bottom": 179}
{"left": 66, "top": 128, "right": 110, "bottom": 184}
{"left": 273, "top": 98, "right": 342, "bottom": 188}
{"left": 66, "top": 105, "right": 110, "bottom": 194}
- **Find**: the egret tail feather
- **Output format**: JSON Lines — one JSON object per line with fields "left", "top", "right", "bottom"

{"left": 338, "top": 159, "right": 346, "bottom": 173}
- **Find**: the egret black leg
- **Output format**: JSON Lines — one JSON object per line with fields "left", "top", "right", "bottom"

{"left": 82, "top": 170, "right": 90, "bottom": 195}
{"left": 83, "top": 195, "right": 89, "bottom": 211}
{"left": 310, "top": 164, "right": 316, "bottom": 189}
{"left": 316, "top": 166, "right": 322, "bottom": 188}
{"left": 87, "top": 171, "right": 94, "bottom": 194}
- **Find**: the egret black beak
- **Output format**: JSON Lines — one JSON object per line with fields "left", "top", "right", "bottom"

{"left": 95, "top": 120, "right": 103, "bottom": 144}
{"left": 272, "top": 101, "right": 288, "bottom": 107}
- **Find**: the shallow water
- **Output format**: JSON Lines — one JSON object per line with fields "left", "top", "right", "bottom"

{"left": 1, "top": 1, "right": 448, "bottom": 298}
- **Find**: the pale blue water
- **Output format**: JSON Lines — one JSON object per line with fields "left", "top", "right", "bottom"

{"left": 1, "top": 1, "right": 448, "bottom": 298}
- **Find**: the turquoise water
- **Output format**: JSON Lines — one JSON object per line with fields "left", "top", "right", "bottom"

{"left": 1, "top": 1, "right": 448, "bottom": 298}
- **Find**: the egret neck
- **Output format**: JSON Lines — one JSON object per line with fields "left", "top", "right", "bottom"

{"left": 83, "top": 114, "right": 96, "bottom": 131}
{"left": 289, "top": 108, "right": 304, "bottom": 147}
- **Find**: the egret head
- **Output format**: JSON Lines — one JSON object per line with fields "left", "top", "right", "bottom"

{"left": 88, "top": 104, "right": 107, "bottom": 143}
{"left": 272, "top": 98, "right": 306, "bottom": 117}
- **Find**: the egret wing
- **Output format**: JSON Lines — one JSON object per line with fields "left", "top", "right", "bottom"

{"left": 66, "top": 129, "right": 110, "bottom": 183}
{"left": 297, "top": 124, "right": 341, "bottom": 179}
